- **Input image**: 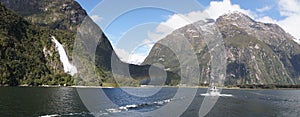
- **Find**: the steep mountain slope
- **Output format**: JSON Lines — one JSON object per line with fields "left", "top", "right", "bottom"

{"left": 0, "top": 1, "right": 111, "bottom": 86}
{"left": 0, "top": 0, "right": 88, "bottom": 56}
{"left": 143, "top": 12, "right": 300, "bottom": 86}
{"left": 0, "top": 0, "right": 163, "bottom": 86}
{"left": 0, "top": 0, "right": 86, "bottom": 32}
{"left": 217, "top": 12, "right": 300, "bottom": 85}
{"left": 0, "top": 3, "right": 70, "bottom": 86}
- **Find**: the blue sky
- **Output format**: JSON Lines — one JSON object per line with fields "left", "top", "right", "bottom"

{"left": 76, "top": 0, "right": 300, "bottom": 64}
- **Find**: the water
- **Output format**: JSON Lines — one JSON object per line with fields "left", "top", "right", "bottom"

{"left": 0, "top": 87, "right": 88, "bottom": 117}
{"left": 1, "top": 87, "right": 300, "bottom": 117}
{"left": 51, "top": 36, "right": 77, "bottom": 76}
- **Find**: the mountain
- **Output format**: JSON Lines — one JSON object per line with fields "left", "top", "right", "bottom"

{"left": 0, "top": 0, "right": 165, "bottom": 86}
{"left": 0, "top": 0, "right": 86, "bottom": 32}
{"left": 5, "top": 0, "right": 298, "bottom": 87}
{"left": 0, "top": 0, "right": 93, "bottom": 86}
{"left": 0, "top": 1, "right": 95, "bottom": 86}
{"left": 143, "top": 12, "right": 300, "bottom": 86}
{"left": 0, "top": 3, "right": 61, "bottom": 86}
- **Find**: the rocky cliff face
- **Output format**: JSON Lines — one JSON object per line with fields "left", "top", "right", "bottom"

{"left": 143, "top": 12, "right": 300, "bottom": 86}
{"left": 217, "top": 12, "right": 300, "bottom": 85}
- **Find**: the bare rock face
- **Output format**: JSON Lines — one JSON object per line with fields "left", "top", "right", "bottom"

{"left": 143, "top": 12, "right": 300, "bottom": 85}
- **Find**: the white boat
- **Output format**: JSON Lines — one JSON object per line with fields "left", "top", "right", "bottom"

{"left": 200, "top": 86, "right": 220, "bottom": 96}
{"left": 209, "top": 86, "right": 220, "bottom": 96}
{"left": 200, "top": 86, "right": 233, "bottom": 97}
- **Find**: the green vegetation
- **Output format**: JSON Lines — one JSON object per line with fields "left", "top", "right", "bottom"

{"left": 0, "top": 3, "right": 74, "bottom": 86}
{"left": 238, "top": 84, "right": 300, "bottom": 89}
{"left": 1, "top": 1, "right": 184, "bottom": 87}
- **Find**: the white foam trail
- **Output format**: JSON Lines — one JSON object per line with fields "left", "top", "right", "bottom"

{"left": 39, "top": 114, "right": 59, "bottom": 117}
{"left": 51, "top": 36, "right": 77, "bottom": 76}
{"left": 200, "top": 93, "right": 233, "bottom": 97}
{"left": 105, "top": 98, "right": 175, "bottom": 113}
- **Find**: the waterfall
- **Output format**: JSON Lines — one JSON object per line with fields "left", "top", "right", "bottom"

{"left": 51, "top": 36, "right": 77, "bottom": 76}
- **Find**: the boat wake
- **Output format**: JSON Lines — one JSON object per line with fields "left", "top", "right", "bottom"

{"left": 105, "top": 98, "right": 175, "bottom": 113}
{"left": 39, "top": 112, "right": 92, "bottom": 117}
{"left": 39, "top": 98, "right": 181, "bottom": 117}
{"left": 200, "top": 93, "right": 233, "bottom": 97}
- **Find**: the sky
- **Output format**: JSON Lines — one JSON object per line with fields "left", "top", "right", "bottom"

{"left": 76, "top": 0, "right": 300, "bottom": 64}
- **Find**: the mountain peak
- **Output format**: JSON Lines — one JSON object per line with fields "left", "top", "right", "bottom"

{"left": 144, "top": 10, "right": 300, "bottom": 86}
{"left": 216, "top": 11, "right": 255, "bottom": 24}
{"left": 215, "top": 11, "right": 298, "bottom": 46}
{"left": 223, "top": 11, "right": 249, "bottom": 18}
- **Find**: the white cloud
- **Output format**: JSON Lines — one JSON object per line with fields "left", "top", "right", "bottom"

{"left": 278, "top": 0, "right": 300, "bottom": 16}
{"left": 141, "top": 38, "right": 156, "bottom": 48}
{"left": 127, "top": 54, "right": 146, "bottom": 65}
{"left": 149, "top": 0, "right": 300, "bottom": 44}
{"left": 278, "top": 15, "right": 300, "bottom": 40}
{"left": 112, "top": 0, "right": 300, "bottom": 65}
{"left": 114, "top": 39, "right": 156, "bottom": 64}
{"left": 256, "top": 16, "right": 278, "bottom": 24}
{"left": 252, "top": 0, "right": 300, "bottom": 42}
{"left": 256, "top": 6, "right": 272, "bottom": 12}
{"left": 147, "top": 11, "right": 207, "bottom": 42}
{"left": 90, "top": 15, "right": 103, "bottom": 23}
{"left": 205, "top": 0, "right": 254, "bottom": 19}
{"left": 275, "top": 0, "right": 300, "bottom": 42}
{"left": 114, "top": 47, "right": 147, "bottom": 64}
{"left": 148, "top": 0, "right": 255, "bottom": 42}
{"left": 115, "top": 39, "right": 155, "bottom": 64}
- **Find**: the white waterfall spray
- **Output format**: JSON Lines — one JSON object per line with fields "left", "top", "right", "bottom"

{"left": 51, "top": 36, "right": 77, "bottom": 76}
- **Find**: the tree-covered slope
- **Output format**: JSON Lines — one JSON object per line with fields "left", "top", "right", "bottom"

{"left": 0, "top": 0, "right": 165, "bottom": 86}
{"left": 0, "top": 3, "right": 73, "bottom": 86}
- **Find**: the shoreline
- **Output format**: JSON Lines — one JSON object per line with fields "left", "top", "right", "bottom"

{"left": 2, "top": 85, "right": 300, "bottom": 90}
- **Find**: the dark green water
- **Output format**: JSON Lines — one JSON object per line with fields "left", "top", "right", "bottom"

{"left": 1, "top": 87, "right": 300, "bottom": 117}
{"left": 0, "top": 87, "right": 89, "bottom": 117}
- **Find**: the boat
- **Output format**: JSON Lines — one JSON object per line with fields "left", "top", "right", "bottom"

{"left": 200, "top": 86, "right": 220, "bottom": 96}
{"left": 208, "top": 86, "right": 220, "bottom": 96}
{"left": 200, "top": 86, "right": 233, "bottom": 97}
